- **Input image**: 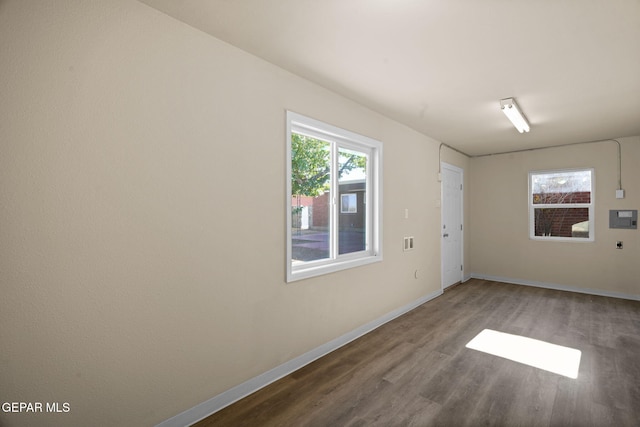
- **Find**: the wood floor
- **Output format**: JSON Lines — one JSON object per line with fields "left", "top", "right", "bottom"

{"left": 195, "top": 279, "right": 640, "bottom": 426}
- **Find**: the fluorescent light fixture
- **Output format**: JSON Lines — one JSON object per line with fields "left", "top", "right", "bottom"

{"left": 466, "top": 329, "right": 581, "bottom": 378}
{"left": 500, "top": 98, "right": 530, "bottom": 133}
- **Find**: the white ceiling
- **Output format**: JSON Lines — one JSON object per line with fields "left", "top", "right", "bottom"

{"left": 141, "top": 0, "right": 640, "bottom": 156}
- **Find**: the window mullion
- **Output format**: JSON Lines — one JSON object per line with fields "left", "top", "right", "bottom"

{"left": 534, "top": 203, "right": 591, "bottom": 209}
{"left": 330, "top": 142, "right": 339, "bottom": 260}
{"left": 364, "top": 152, "right": 371, "bottom": 253}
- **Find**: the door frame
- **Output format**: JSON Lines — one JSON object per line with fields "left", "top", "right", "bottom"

{"left": 440, "top": 162, "right": 464, "bottom": 290}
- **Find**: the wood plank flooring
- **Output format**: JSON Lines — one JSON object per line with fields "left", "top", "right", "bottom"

{"left": 195, "top": 279, "right": 640, "bottom": 426}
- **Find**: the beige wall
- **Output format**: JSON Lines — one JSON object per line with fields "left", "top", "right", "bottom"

{"left": 6, "top": 1, "right": 635, "bottom": 427}
{"left": 0, "top": 1, "right": 452, "bottom": 426}
{"left": 468, "top": 136, "right": 640, "bottom": 296}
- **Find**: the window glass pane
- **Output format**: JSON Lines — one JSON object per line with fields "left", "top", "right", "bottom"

{"left": 287, "top": 111, "right": 382, "bottom": 282}
{"left": 532, "top": 170, "right": 591, "bottom": 204}
{"left": 533, "top": 207, "right": 590, "bottom": 238}
{"left": 338, "top": 148, "right": 367, "bottom": 255}
{"left": 340, "top": 194, "right": 357, "bottom": 213}
{"left": 291, "top": 133, "right": 330, "bottom": 263}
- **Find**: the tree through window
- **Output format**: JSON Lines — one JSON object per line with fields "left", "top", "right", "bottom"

{"left": 529, "top": 169, "right": 594, "bottom": 241}
{"left": 287, "top": 112, "right": 382, "bottom": 282}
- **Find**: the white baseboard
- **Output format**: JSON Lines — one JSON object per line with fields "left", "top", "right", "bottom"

{"left": 156, "top": 289, "right": 443, "bottom": 427}
{"left": 470, "top": 273, "right": 640, "bottom": 302}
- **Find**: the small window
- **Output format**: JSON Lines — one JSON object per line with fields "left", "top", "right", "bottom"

{"left": 340, "top": 194, "right": 357, "bottom": 214}
{"left": 287, "top": 111, "right": 382, "bottom": 282}
{"left": 529, "top": 169, "right": 594, "bottom": 241}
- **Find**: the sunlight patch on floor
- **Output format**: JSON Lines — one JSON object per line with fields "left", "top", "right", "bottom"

{"left": 466, "top": 329, "right": 581, "bottom": 379}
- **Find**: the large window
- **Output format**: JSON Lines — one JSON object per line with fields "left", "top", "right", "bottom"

{"left": 286, "top": 111, "right": 382, "bottom": 282}
{"left": 529, "top": 169, "right": 594, "bottom": 241}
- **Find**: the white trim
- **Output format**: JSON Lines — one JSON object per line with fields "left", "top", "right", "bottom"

{"left": 528, "top": 168, "right": 595, "bottom": 242}
{"left": 288, "top": 254, "right": 381, "bottom": 282}
{"left": 286, "top": 111, "right": 383, "bottom": 282}
{"left": 156, "top": 289, "right": 443, "bottom": 427}
{"left": 470, "top": 273, "right": 640, "bottom": 302}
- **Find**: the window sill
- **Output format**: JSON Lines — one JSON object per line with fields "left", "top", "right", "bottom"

{"left": 287, "top": 254, "right": 382, "bottom": 283}
{"left": 529, "top": 236, "right": 594, "bottom": 243}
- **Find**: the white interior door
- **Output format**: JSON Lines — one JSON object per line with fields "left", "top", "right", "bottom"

{"left": 441, "top": 162, "right": 463, "bottom": 289}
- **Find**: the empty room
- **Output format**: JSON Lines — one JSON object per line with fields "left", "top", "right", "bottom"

{"left": 1, "top": 1, "right": 639, "bottom": 426}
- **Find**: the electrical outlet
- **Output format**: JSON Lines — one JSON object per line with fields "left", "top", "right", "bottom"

{"left": 403, "top": 236, "right": 414, "bottom": 251}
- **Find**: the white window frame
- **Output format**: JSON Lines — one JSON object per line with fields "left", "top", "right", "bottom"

{"left": 286, "top": 111, "right": 383, "bottom": 282}
{"left": 528, "top": 168, "right": 595, "bottom": 242}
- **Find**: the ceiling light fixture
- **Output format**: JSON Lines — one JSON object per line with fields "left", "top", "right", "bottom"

{"left": 500, "top": 98, "right": 530, "bottom": 133}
